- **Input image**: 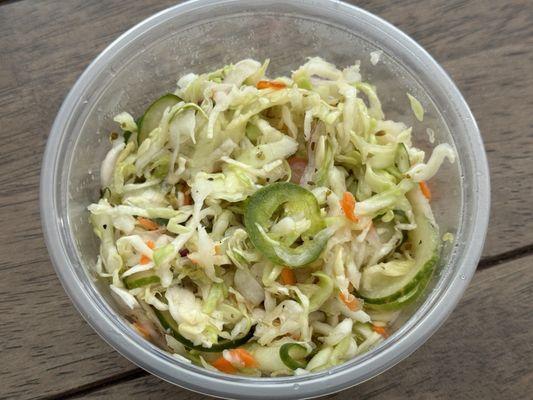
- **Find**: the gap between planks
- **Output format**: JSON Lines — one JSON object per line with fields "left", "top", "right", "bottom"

{"left": 0, "top": 0, "right": 26, "bottom": 7}
{"left": 37, "top": 244, "right": 533, "bottom": 400}
{"left": 37, "top": 370, "right": 148, "bottom": 400}
{"left": 477, "top": 243, "right": 533, "bottom": 270}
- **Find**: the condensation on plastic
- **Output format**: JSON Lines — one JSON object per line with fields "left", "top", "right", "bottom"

{"left": 40, "top": 1, "right": 490, "bottom": 399}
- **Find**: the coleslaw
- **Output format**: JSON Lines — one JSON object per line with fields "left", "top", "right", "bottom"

{"left": 88, "top": 57, "right": 455, "bottom": 376}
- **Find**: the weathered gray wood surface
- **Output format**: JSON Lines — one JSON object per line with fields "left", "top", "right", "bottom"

{"left": 0, "top": 0, "right": 531, "bottom": 399}
{"left": 74, "top": 255, "right": 533, "bottom": 400}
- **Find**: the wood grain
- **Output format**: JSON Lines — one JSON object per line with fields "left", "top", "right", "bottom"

{"left": 355, "top": 0, "right": 533, "bottom": 256}
{"left": 0, "top": 0, "right": 531, "bottom": 399}
{"left": 443, "top": 43, "right": 533, "bottom": 255}
{"left": 0, "top": 1, "right": 180, "bottom": 399}
{"left": 71, "top": 254, "right": 533, "bottom": 400}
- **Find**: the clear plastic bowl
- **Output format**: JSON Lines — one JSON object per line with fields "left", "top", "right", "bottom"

{"left": 40, "top": 0, "right": 490, "bottom": 398}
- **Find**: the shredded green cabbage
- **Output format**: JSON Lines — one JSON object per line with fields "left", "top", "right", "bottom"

{"left": 89, "top": 57, "right": 454, "bottom": 376}
{"left": 407, "top": 93, "right": 425, "bottom": 122}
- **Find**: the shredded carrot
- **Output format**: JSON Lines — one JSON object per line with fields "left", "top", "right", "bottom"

{"left": 133, "top": 322, "right": 150, "bottom": 339}
{"left": 372, "top": 325, "right": 389, "bottom": 338}
{"left": 182, "top": 190, "right": 192, "bottom": 206}
{"left": 419, "top": 181, "right": 432, "bottom": 201}
{"left": 137, "top": 217, "right": 159, "bottom": 231}
{"left": 212, "top": 357, "right": 237, "bottom": 374}
{"left": 230, "top": 348, "right": 258, "bottom": 368}
{"left": 187, "top": 254, "right": 199, "bottom": 265}
{"left": 146, "top": 240, "right": 155, "bottom": 249}
{"left": 280, "top": 267, "right": 296, "bottom": 285}
{"left": 340, "top": 192, "right": 358, "bottom": 222}
{"left": 256, "top": 80, "right": 286, "bottom": 90}
{"left": 339, "top": 292, "right": 360, "bottom": 311}
{"left": 140, "top": 254, "right": 151, "bottom": 265}
{"left": 214, "top": 244, "right": 222, "bottom": 255}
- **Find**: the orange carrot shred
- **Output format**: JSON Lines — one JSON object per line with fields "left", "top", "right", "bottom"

{"left": 372, "top": 325, "right": 389, "bottom": 338}
{"left": 146, "top": 240, "right": 155, "bottom": 249}
{"left": 133, "top": 322, "right": 150, "bottom": 339}
{"left": 340, "top": 192, "right": 358, "bottom": 222}
{"left": 182, "top": 190, "right": 192, "bottom": 206}
{"left": 419, "top": 181, "right": 432, "bottom": 201}
{"left": 140, "top": 254, "right": 151, "bottom": 265}
{"left": 290, "top": 333, "right": 301, "bottom": 340}
{"left": 231, "top": 348, "right": 258, "bottom": 368}
{"left": 212, "top": 357, "right": 237, "bottom": 374}
{"left": 339, "top": 292, "right": 360, "bottom": 311}
{"left": 280, "top": 267, "right": 296, "bottom": 285}
{"left": 256, "top": 80, "right": 286, "bottom": 90}
{"left": 187, "top": 254, "right": 199, "bottom": 265}
{"left": 137, "top": 217, "right": 159, "bottom": 231}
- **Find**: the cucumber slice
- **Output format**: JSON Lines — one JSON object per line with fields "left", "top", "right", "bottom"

{"left": 364, "top": 278, "right": 426, "bottom": 311}
{"left": 138, "top": 94, "right": 181, "bottom": 143}
{"left": 357, "top": 187, "right": 440, "bottom": 304}
{"left": 124, "top": 270, "right": 160, "bottom": 289}
{"left": 153, "top": 307, "right": 255, "bottom": 352}
{"left": 365, "top": 263, "right": 434, "bottom": 311}
{"left": 246, "top": 343, "right": 289, "bottom": 373}
{"left": 395, "top": 143, "right": 410, "bottom": 173}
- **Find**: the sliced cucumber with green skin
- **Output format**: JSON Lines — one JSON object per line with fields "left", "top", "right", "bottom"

{"left": 138, "top": 94, "right": 181, "bottom": 143}
{"left": 153, "top": 307, "right": 255, "bottom": 352}
{"left": 364, "top": 277, "right": 427, "bottom": 311}
{"left": 395, "top": 143, "right": 411, "bottom": 173}
{"left": 357, "top": 188, "right": 440, "bottom": 304}
{"left": 245, "top": 343, "right": 289, "bottom": 373}
{"left": 123, "top": 271, "right": 160, "bottom": 289}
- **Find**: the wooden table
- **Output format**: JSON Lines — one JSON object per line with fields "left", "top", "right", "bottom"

{"left": 1, "top": 0, "right": 532, "bottom": 399}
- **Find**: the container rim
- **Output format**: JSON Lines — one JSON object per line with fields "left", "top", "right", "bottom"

{"left": 40, "top": 0, "right": 490, "bottom": 399}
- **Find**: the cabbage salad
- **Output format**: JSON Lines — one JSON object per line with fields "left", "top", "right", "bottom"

{"left": 89, "top": 57, "right": 455, "bottom": 376}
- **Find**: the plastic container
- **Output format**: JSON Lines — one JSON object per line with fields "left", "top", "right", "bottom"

{"left": 40, "top": 1, "right": 490, "bottom": 398}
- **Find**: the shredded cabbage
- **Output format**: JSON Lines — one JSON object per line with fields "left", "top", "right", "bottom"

{"left": 370, "top": 50, "right": 383, "bottom": 66}
{"left": 407, "top": 93, "right": 424, "bottom": 122}
{"left": 89, "top": 57, "right": 454, "bottom": 376}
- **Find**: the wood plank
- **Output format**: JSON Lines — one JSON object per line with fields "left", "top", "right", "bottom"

{"left": 443, "top": 43, "right": 533, "bottom": 256}
{"left": 0, "top": 1, "right": 182, "bottom": 399}
{"left": 72, "top": 254, "right": 533, "bottom": 400}
{"left": 0, "top": 0, "right": 531, "bottom": 398}
{"left": 358, "top": 0, "right": 533, "bottom": 63}
{"left": 355, "top": 0, "right": 533, "bottom": 256}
